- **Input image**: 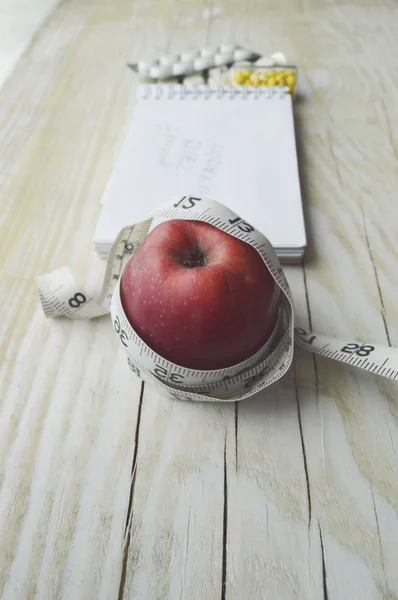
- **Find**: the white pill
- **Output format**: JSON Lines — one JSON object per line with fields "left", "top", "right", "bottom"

{"left": 172, "top": 62, "right": 194, "bottom": 76}
{"left": 200, "top": 47, "right": 214, "bottom": 59}
{"left": 255, "top": 56, "right": 275, "bottom": 67}
{"left": 220, "top": 44, "right": 236, "bottom": 54}
{"left": 181, "top": 49, "right": 197, "bottom": 62}
{"left": 184, "top": 74, "right": 205, "bottom": 85}
{"left": 214, "top": 52, "right": 233, "bottom": 65}
{"left": 233, "top": 48, "right": 253, "bottom": 61}
{"left": 194, "top": 56, "right": 214, "bottom": 70}
{"left": 208, "top": 67, "right": 227, "bottom": 85}
{"left": 160, "top": 54, "right": 176, "bottom": 66}
{"left": 138, "top": 62, "right": 150, "bottom": 77}
{"left": 149, "top": 65, "right": 171, "bottom": 78}
{"left": 271, "top": 51, "right": 287, "bottom": 65}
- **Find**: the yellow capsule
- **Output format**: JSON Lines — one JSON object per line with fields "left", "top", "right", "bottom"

{"left": 234, "top": 71, "right": 247, "bottom": 84}
{"left": 286, "top": 74, "right": 295, "bottom": 91}
{"left": 249, "top": 73, "right": 261, "bottom": 85}
{"left": 268, "top": 76, "right": 276, "bottom": 86}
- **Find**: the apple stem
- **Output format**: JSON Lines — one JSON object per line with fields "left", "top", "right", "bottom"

{"left": 180, "top": 245, "right": 207, "bottom": 269}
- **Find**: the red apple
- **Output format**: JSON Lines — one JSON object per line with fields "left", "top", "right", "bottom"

{"left": 120, "top": 219, "right": 281, "bottom": 370}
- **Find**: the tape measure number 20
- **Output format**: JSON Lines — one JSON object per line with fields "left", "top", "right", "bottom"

{"left": 37, "top": 195, "right": 398, "bottom": 402}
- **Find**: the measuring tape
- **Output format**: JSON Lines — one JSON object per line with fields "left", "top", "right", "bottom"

{"left": 37, "top": 195, "right": 398, "bottom": 402}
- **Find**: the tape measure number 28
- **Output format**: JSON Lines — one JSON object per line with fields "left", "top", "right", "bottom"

{"left": 37, "top": 195, "right": 398, "bottom": 402}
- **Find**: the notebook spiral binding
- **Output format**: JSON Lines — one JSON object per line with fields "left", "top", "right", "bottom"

{"left": 138, "top": 84, "right": 289, "bottom": 101}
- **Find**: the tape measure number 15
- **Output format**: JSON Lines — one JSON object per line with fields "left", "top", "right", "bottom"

{"left": 37, "top": 195, "right": 398, "bottom": 402}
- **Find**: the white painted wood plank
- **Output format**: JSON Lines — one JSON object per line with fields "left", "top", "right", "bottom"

{"left": 217, "top": 1, "right": 398, "bottom": 598}
{"left": 280, "top": 3, "right": 398, "bottom": 595}
{"left": 121, "top": 3, "right": 230, "bottom": 598}
{"left": 205, "top": 3, "right": 323, "bottom": 599}
{"left": 0, "top": 1, "right": 149, "bottom": 598}
{"left": 0, "top": 0, "right": 61, "bottom": 89}
{"left": 122, "top": 386, "right": 229, "bottom": 599}
{"left": 225, "top": 379, "right": 323, "bottom": 600}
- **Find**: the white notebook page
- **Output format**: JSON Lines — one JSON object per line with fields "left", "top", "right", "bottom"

{"left": 95, "top": 85, "right": 306, "bottom": 253}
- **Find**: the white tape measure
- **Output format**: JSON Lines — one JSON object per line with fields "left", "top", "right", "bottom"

{"left": 37, "top": 195, "right": 398, "bottom": 402}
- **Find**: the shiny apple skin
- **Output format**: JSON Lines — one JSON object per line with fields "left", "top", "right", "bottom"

{"left": 120, "top": 219, "right": 281, "bottom": 370}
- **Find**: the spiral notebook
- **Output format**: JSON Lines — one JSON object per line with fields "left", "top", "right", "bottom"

{"left": 94, "top": 84, "right": 306, "bottom": 263}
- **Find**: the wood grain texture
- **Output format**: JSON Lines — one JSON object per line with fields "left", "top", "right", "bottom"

{"left": 1, "top": 0, "right": 398, "bottom": 599}
{"left": 0, "top": 0, "right": 61, "bottom": 89}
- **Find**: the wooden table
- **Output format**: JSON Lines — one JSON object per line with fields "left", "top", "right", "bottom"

{"left": 1, "top": 1, "right": 398, "bottom": 598}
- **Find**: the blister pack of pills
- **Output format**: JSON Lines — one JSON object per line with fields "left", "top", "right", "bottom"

{"left": 128, "top": 47, "right": 297, "bottom": 94}
{"left": 128, "top": 44, "right": 261, "bottom": 80}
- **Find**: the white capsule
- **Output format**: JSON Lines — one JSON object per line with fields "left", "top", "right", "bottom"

{"left": 172, "top": 61, "right": 194, "bottom": 76}
{"left": 208, "top": 66, "right": 227, "bottom": 85}
{"left": 137, "top": 61, "right": 150, "bottom": 77}
{"left": 200, "top": 47, "right": 214, "bottom": 59}
{"left": 193, "top": 56, "right": 214, "bottom": 70}
{"left": 220, "top": 43, "right": 236, "bottom": 54}
{"left": 184, "top": 73, "right": 205, "bottom": 85}
{"left": 214, "top": 52, "right": 233, "bottom": 66}
{"left": 271, "top": 51, "right": 287, "bottom": 65}
{"left": 149, "top": 65, "right": 171, "bottom": 78}
{"left": 159, "top": 54, "right": 176, "bottom": 66}
{"left": 255, "top": 56, "right": 275, "bottom": 67}
{"left": 233, "top": 47, "right": 253, "bottom": 61}
{"left": 181, "top": 49, "right": 197, "bottom": 62}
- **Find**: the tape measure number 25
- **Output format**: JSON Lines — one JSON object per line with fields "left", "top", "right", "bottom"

{"left": 37, "top": 195, "right": 398, "bottom": 402}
